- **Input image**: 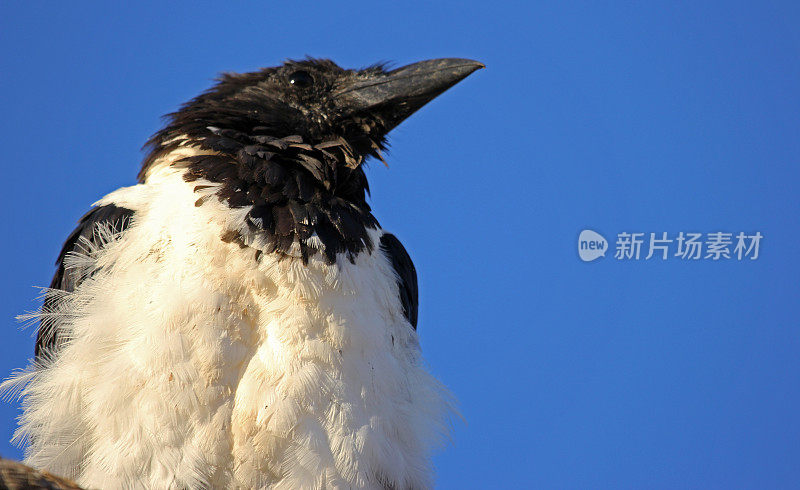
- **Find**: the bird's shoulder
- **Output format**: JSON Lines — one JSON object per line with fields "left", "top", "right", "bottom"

{"left": 378, "top": 232, "right": 418, "bottom": 329}
{"left": 36, "top": 187, "right": 142, "bottom": 358}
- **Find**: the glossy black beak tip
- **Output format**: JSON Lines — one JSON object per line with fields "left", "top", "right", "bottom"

{"left": 387, "top": 58, "right": 485, "bottom": 87}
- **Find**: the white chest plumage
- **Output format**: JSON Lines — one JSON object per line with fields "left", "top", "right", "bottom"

{"left": 4, "top": 163, "right": 451, "bottom": 489}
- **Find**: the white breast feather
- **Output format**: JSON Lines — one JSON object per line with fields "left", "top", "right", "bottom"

{"left": 2, "top": 155, "right": 453, "bottom": 489}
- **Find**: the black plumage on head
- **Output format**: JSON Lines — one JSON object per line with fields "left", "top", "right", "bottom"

{"left": 141, "top": 57, "right": 483, "bottom": 263}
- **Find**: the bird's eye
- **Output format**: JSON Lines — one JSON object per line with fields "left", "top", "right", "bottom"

{"left": 289, "top": 70, "right": 313, "bottom": 88}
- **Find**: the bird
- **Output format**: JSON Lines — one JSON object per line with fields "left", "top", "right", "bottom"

{"left": 1, "top": 57, "right": 482, "bottom": 489}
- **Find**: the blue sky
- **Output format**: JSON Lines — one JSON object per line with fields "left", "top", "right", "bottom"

{"left": 1, "top": 1, "right": 798, "bottom": 488}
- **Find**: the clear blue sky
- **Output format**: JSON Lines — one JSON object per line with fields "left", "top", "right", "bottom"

{"left": 1, "top": 2, "right": 798, "bottom": 488}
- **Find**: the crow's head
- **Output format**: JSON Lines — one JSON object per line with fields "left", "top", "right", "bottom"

{"left": 140, "top": 58, "right": 482, "bottom": 262}
{"left": 142, "top": 58, "right": 483, "bottom": 179}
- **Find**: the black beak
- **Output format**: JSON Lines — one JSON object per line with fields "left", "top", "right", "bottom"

{"left": 335, "top": 58, "right": 484, "bottom": 131}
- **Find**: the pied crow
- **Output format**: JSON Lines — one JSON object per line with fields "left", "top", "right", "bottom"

{"left": 3, "top": 57, "right": 482, "bottom": 489}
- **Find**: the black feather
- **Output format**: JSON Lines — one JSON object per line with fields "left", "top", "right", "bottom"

{"left": 379, "top": 233, "right": 419, "bottom": 329}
